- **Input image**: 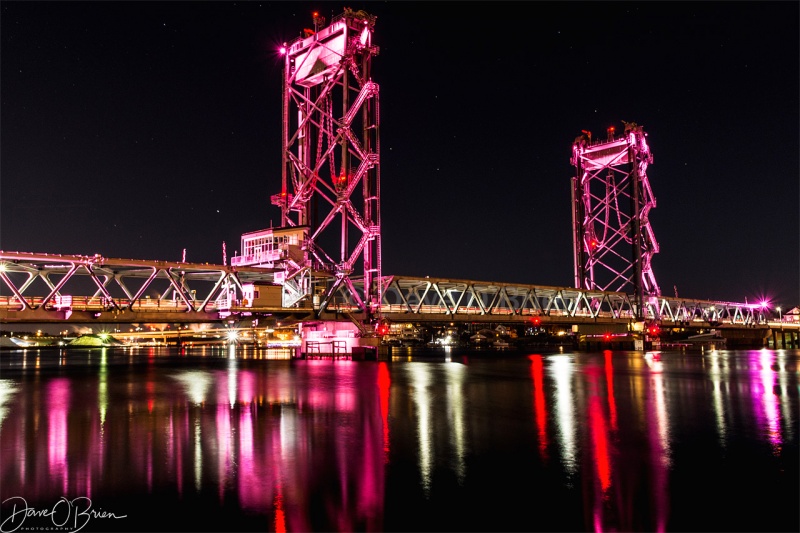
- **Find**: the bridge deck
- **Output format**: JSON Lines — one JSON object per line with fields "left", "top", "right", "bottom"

{"left": 0, "top": 252, "right": 790, "bottom": 333}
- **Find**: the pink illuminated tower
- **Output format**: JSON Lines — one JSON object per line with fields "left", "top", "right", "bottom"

{"left": 272, "top": 9, "right": 381, "bottom": 318}
{"left": 570, "top": 122, "right": 661, "bottom": 318}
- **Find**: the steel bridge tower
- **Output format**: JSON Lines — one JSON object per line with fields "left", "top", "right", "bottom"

{"left": 270, "top": 9, "right": 381, "bottom": 321}
{"left": 570, "top": 122, "right": 660, "bottom": 318}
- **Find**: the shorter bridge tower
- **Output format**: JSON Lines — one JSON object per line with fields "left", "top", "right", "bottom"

{"left": 570, "top": 122, "right": 660, "bottom": 318}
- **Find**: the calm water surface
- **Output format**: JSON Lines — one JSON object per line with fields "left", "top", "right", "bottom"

{"left": 0, "top": 346, "right": 797, "bottom": 532}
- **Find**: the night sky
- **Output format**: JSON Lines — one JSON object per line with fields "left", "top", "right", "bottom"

{"left": 2, "top": 1, "right": 798, "bottom": 308}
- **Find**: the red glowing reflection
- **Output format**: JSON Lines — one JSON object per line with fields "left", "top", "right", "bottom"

{"left": 528, "top": 354, "right": 548, "bottom": 459}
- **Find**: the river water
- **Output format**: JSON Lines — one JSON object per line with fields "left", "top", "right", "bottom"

{"left": 0, "top": 346, "right": 797, "bottom": 533}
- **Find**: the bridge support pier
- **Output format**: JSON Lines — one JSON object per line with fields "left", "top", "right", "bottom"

{"left": 770, "top": 328, "right": 798, "bottom": 349}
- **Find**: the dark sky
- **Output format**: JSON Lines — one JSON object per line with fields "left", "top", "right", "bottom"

{"left": 2, "top": 1, "right": 798, "bottom": 308}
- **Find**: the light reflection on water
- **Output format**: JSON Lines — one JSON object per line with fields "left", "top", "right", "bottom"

{"left": 0, "top": 347, "right": 797, "bottom": 532}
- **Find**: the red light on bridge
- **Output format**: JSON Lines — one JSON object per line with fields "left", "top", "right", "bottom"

{"left": 376, "top": 321, "right": 390, "bottom": 336}
{"left": 532, "top": 316, "right": 541, "bottom": 326}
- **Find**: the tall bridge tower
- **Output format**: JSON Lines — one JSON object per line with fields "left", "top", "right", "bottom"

{"left": 275, "top": 8, "right": 381, "bottom": 319}
{"left": 233, "top": 9, "right": 381, "bottom": 323}
{"left": 570, "top": 122, "right": 660, "bottom": 318}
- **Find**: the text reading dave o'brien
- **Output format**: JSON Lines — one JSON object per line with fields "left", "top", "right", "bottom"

{"left": 0, "top": 496, "right": 127, "bottom": 533}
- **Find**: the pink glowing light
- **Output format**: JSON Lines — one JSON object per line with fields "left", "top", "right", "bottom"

{"left": 604, "top": 351, "right": 618, "bottom": 430}
{"left": 47, "top": 378, "right": 70, "bottom": 489}
{"left": 378, "top": 363, "right": 391, "bottom": 460}
{"left": 757, "top": 352, "right": 783, "bottom": 453}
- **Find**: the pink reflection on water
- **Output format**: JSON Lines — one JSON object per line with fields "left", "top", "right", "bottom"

{"left": 3, "top": 356, "right": 386, "bottom": 531}
{"left": 583, "top": 363, "right": 613, "bottom": 533}
{"left": 238, "top": 369, "right": 255, "bottom": 403}
{"left": 604, "top": 351, "right": 618, "bottom": 430}
{"left": 378, "top": 362, "right": 391, "bottom": 461}
{"left": 237, "top": 401, "right": 264, "bottom": 511}
{"left": 282, "top": 361, "right": 384, "bottom": 532}
{"left": 46, "top": 378, "right": 70, "bottom": 494}
{"left": 146, "top": 429, "right": 153, "bottom": 492}
{"left": 216, "top": 400, "right": 234, "bottom": 501}
{"left": 756, "top": 352, "right": 783, "bottom": 453}
{"left": 239, "top": 402, "right": 254, "bottom": 460}
{"left": 586, "top": 354, "right": 670, "bottom": 532}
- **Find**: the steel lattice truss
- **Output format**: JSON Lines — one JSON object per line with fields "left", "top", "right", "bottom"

{"left": 0, "top": 251, "right": 279, "bottom": 322}
{"left": 571, "top": 123, "right": 660, "bottom": 317}
{"left": 341, "top": 275, "right": 764, "bottom": 326}
{"left": 272, "top": 9, "right": 381, "bottom": 320}
{"left": 0, "top": 253, "right": 766, "bottom": 327}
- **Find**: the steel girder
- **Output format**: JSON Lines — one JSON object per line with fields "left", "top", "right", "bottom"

{"left": 571, "top": 123, "right": 660, "bottom": 318}
{"left": 338, "top": 275, "right": 763, "bottom": 326}
{"left": 0, "top": 251, "right": 276, "bottom": 316}
{"left": 273, "top": 9, "right": 381, "bottom": 320}
{"left": 0, "top": 254, "right": 765, "bottom": 327}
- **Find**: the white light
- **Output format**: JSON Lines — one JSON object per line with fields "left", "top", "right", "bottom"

{"left": 171, "top": 371, "right": 211, "bottom": 405}
{"left": 0, "top": 379, "right": 19, "bottom": 426}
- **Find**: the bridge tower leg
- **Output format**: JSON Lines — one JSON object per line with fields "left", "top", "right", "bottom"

{"left": 271, "top": 9, "right": 381, "bottom": 325}
{"left": 570, "top": 123, "right": 661, "bottom": 319}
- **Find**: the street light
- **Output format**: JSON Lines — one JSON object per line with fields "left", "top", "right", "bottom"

{"left": 777, "top": 307, "right": 782, "bottom": 329}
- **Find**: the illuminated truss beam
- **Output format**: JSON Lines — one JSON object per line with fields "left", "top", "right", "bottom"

{"left": 0, "top": 255, "right": 769, "bottom": 327}
{"left": 336, "top": 275, "right": 765, "bottom": 326}
{"left": 0, "top": 251, "right": 281, "bottom": 322}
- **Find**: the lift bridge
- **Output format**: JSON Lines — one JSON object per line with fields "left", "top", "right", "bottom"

{"left": 0, "top": 250, "right": 774, "bottom": 330}
{"left": 0, "top": 9, "right": 788, "bottom": 348}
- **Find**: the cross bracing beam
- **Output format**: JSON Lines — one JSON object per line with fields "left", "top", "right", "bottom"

{"left": 334, "top": 275, "right": 765, "bottom": 327}
{"left": 0, "top": 252, "right": 283, "bottom": 322}
{"left": 0, "top": 253, "right": 768, "bottom": 328}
